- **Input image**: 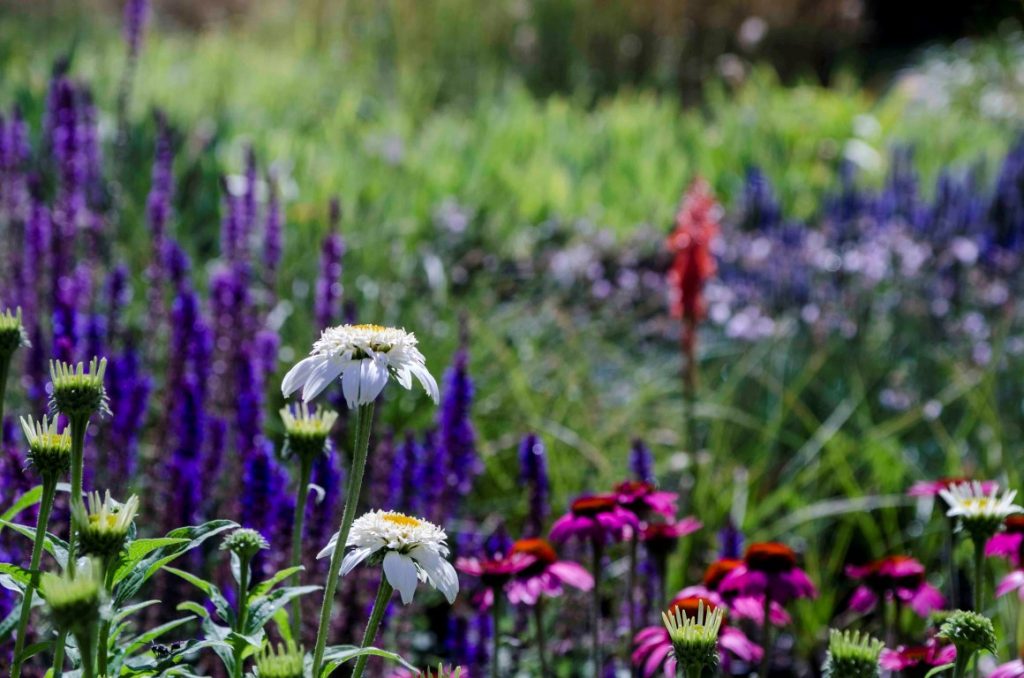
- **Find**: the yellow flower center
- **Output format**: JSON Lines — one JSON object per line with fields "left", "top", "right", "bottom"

{"left": 353, "top": 324, "right": 387, "bottom": 332}
{"left": 89, "top": 514, "right": 118, "bottom": 529}
{"left": 381, "top": 512, "right": 422, "bottom": 529}
{"left": 965, "top": 498, "right": 990, "bottom": 510}
{"left": 40, "top": 433, "right": 68, "bottom": 448}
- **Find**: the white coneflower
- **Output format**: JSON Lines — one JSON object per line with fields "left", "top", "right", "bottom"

{"left": 939, "top": 481, "right": 1023, "bottom": 539}
{"left": 280, "top": 402, "right": 338, "bottom": 460}
{"left": 281, "top": 324, "right": 439, "bottom": 407}
{"left": 20, "top": 414, "right": 72, "bottom": 478}
{"left": 318, "top": 510, "right": 458, "bottom": 604}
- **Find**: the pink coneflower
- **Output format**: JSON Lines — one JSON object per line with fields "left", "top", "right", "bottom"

{"left": 549, "top": 494, "right": 639, "bottom": 545}
{"left": 996, "top": 569, "right": 1024, "bottom": 600}
{"left": 845, "top": 555, "right": 945, "bottom": 617}
{"left": 504, "top": 538, "right": 594, "bottom": 605}
{"left": 908, "top": 477, "right": 998, "bottom": 497}
{"left": 986, "top": 515, "right": 1024, "bottom": 566}
{"left": 700, "top": 559, "right": 791, "bottom": 626}
{"left": 641, "top": 517, "right": 703, "bottom": 555}
{"left": 719, "top": 542, "right": 818, "bottom": 604}
{"left": 990, "top": 659, "right": 1024, "bottom": 678}
{"left": 614, "top": 481, "right": 678, "bottom": 521}
{"left": 632, "top": 595, "right": 762, "bottom": 678}
{"left": 879, "top": 640, "right": 956, "bottom": 671}
{"left": 456, "top": 551, "right": 535, "bottom": 608}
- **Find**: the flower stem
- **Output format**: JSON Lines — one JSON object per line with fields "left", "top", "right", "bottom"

{"left": 289, "top": 455, "right": 314, "bottom": 640}
{"left": 233, "top": 553, "right": 252, "bottom": 678}
{"left": 53, "top": 413, "right": 90, "bottom": 678}
{"left": 973, "top": 538, "right": 985, "bottom": 612}
{"left": 11, "top": 477, "right": 58, "bottom": 678}
{"left": 75, "top": 625, "right": 97, "bottom": 678}
{"left": 946, "top": 519, "right": 959, "bottom": 606}
{"left": 591, "top": 539, "right": 603, "bottom": 678}
{"left": 97, "top": 559, "right": 116, "bottom": 677}
{"left": 627, "top": 533, "right": 639, "bottom": 677}
{"left": 311, "top": 402, "right": 375, "bottom": 678}
{"left": 352, "top": 577, "right": 393, "bottom": 678}
{"left": 760, "top": 592, "right": 773, "bottom": 678}
{"left": 491, "top": 590, "right": 502, "bottom": 678}
{"left": 0, "top": 353, "right": 11, "bottom": 446}
{"left": 951, "top": 647, "right": 971, "bottom": 678}
{"left": 534, "top": 598, "right": 549, "bottom": 677}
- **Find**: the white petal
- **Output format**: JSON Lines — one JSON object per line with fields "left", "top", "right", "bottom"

{"left": 342, "top": 362, "right": 363, "bottom": 408}
{"left": 339, "top": 546, "right": 376, "bottom": 576}
{"left": 282, "top": 356, "right": 323, "bottom": 397}
{"left": 383, "top": 551, "right": 420, "bottom": 605}
{"left": 410, "top": 363, "right": 439, "bottom": 403}
{"left": 360, "top": 356, "right": 390, "bottom": 403}
{"left": 411, "top": 544, "right": 459, "bottom": 604}
{"left": 302, "top": 356, "right": 345, "bottom": 402}
{"left": 394, "top": 366, "right": 413, "bottom": 389}
{"left": 317, "top": 532, "right": 339, "bottom": 560}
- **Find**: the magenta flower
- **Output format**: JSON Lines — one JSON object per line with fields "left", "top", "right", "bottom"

{"left": 698, "top": 559, "right": 791, "bottom": 626}
{"left": 504, "top": 538, "right": 594, "bottom": 605}
{"left": 879, "top": 640, "right": 956, "bottom": 670}
{"left": 996, "top": 569, "right": 1024, "bottom": 600}
{"left": 641, "top": 517, "right": 702, "bottom": 556}
{"left": 845, "top": 555, "right": 945, "bottom": 618}
{"left": 908, "top": 478, "right": 998, "bottom": 497}
{"left": 990, "top": 659, "right": 1024, "bottom": 678}
{"left": 719, "top": 542, "right": 817, "bottom": 605}
{"left": 632, "top": 595, "right": 761, "bottom": 678}
{"left": 456, "top": 552, "right": 535, "bottom": 589}
{"left": 986, "top": 515, "right": 1024, "bottom": 566}
{"left": 549, "top": 494, "right": 639, "bottom": 545}
{"left": 614, "top": 481, "right": 678, "bottom": 521}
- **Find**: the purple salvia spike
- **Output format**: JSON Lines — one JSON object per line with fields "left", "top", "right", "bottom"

{"left": 518, "top": 433, "right": 549, "bottom": 537}
{"left": 314, "top": 198, "right": 345, "bottom": 330}
{"left": 122, "top": 0, "right": 149, "bottom": 59}
{"left": 629, "top": 438, "right": 655, "bottom": 483}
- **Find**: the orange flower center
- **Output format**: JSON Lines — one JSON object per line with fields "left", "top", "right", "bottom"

{"left": 571, "top": 495, "right": 618, "bottom": 517}
{"left": 745, "top": 542, "right": 797, "bottom": 573}
{"left": 512, "top": 538, "right": 558, "bottom": 565}
{"left": 703, "top": 558, "right": 743, "bottom": 589}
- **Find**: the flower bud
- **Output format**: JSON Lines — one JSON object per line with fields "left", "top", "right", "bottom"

{"left": 0, "top": 307, "right": 29, "bottom": 358}
{"left": 280, "top": 403, "right": 338, "bottom": 461}
{"left": 49, "top": 357, "right": 110, "bottom": 418}
{"left": 20, "top": 415, "right": 71, "bottom": 478}
{"left": 40, "top": 560, "right": 103, "bottom": 633}
{"left": 255, "top": 640, "right": 304, "bottom": 678}
{"left": 661, "top": 599, "right": 723, "bottom": 675}
{"left": 221, "top": 528, "right": 269, "bottom": 560}
{"left": 72, "top": 491, "right": 139, "bottom": 558}
{"left": 939, "top": 610, "right": 997, "bottom": 657}
{"left": 823, "top": 629, "right": 884, "bottom": 678}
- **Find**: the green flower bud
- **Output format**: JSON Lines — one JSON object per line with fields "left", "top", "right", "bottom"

{"left": 49, "top": 357, "right": 110, "bottom": 419}
{"left": 280, "top": 403, "right": 338, "bottom": 461}
{"left": 221, "top": 528, "right": 270, "bottom": 560}
{"left": 938, "top": 610, "right": 997, "bottom": 657}
{"left": 20, "top": 414, "right": 71, "bottom": 478}
{"left": 40, "top": 560, "right": 103, "bottom": 633}
{"left": 72, "top": 491, "right": 140, "bottom": 558}
{"left": 0, "top": 307, "right": 29, "bottom": 358}
{"left": 255, "top": 640, "right": 305, "bottom": 678}
{"left": 822, "top": 629, "right": 884, "bottom": 678}
{"left": 662, "top": 599, "right": 723, "bottom": 676}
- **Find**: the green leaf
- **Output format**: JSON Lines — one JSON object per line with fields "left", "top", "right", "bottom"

{"left": 1, "top": 521, "right": 70, "bottom": 569}
{"left": 272, "top": 607, "right": 292, "bottom": 644}
{"left": 0, "top": 600, "right": 23, "bottom": 642}
{"left": 924, "top": 663, "right": 956, "bottom": 678}
{"left": 244, "top": 585, "right": 320, "bottom": 635}
{"left": 124, "top": 616, "right": 197, "bottom": 655}
{"left": 163, "top": 567, "right": 233, "bottom": 624}
{"left": 16, "top": 640, "right": 52, "bottom": 664}
{"left": 320, "top": 646, "right": 417, "bottom": 677}
{"left": 0, "top": 486, "right": 43, "bottom": 539}
{"left": 0, "top": 563, "right": 34, "bottom": 592}
{"left": 250, "top": 565, "right": 304, "bottom": 598}
{"left": 112, "top": 599, "right": 162, "bottom": 624}
{"left": 112, "top": 519, "right": 237, "bottom": 605}
{"left": 176, "top": 601, "right": 209, "bottom": 618}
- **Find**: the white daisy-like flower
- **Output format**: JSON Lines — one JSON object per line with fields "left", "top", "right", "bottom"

{"left": 281, "top": 324, "right": 439, "bottom": 408}
{"left": 317, "top": 510, "right": 458, "bottom": 605}
{"left": 940, "top": 481, "right": 1023, "bottom": 532}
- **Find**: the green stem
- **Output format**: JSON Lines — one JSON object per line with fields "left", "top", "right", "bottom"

{"left": 51, "top": 634, "right": 67, "bottom": 678}
{"left": 627, "top": 534, "right": 639, "bottom": 678}
{"left": 951, "top": 648, "right": 971, "bottom": 678}
{"left": 591, "top": 539, "right": 603, "bottom": 678}
{"left": 760, "top": 592, "right": 773, "bottom": 678}
{"left": 233, "top": 554, "right": 252, "bottom": 678}
{"left": 311, "top": 402, "right": 375, "bottom": 678}
{"left": 351, "top": 576, "right": 393, "bottom": 678}
{"left": 491, "top": 590, "right": 502, "bottom": 678}
{"left": 289, "top": 456, "right": 314, "bottom": 640}
{"left": 97, "top": 561, "right": 116, "bottom": 678}
{"left": 534, "top": 598, "right": 549, "bottom": 677}
{"left": 973, "top": 538, "right": 985, "bottom": 612}
{"left": 0, "top": 354, "right": 11, "bottom": 446}
{"left": 53, "top": 414, "right": 89, "bottom": 678}
{"left": 75, "top": 625, "right": 97, "bottom": 678}
{"left": 946, "top": 519, "right": 959, "bottom": 606}
{"left": 11, "top": 477, "right": 58, "bottom": 678}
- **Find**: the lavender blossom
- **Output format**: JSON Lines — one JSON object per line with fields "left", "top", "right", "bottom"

{"left": 438, "top": 343, "right": 480, "bottom": 501}
{"left": 629, "top": 438, "right": 654, "bottom": 483}
{"left": 122, "top": 0, "right": 150, "bottom": 59}
{"left": 263, "top": 175, "right": 282, "bottom": 288}
{"left": 314, "top": 198, "right": 345, "bottom": 330}
{"left": 518, "top": 433, "right": 549, "bottom": 537}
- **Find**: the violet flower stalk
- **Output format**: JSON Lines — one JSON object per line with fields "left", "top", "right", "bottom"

{"left": 518, "top": 434, "right": 549, "bottom": 537}
{"left": 438, "top": 340, "right": 480, "bottom": 505}
{"left": 314, "top": 198, "right": 345, "bottom": 330}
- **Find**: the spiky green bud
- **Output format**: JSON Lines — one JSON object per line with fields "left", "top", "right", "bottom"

{"left": 822, "top": 629, "right": 884, "bottom": 678}
{"left": 49, "top": 357, "right": 109, "bottom": 418}
{"left": 221, "top": 528, "right": 269, "bottom": 560}
{"left": 280, "top": 403, "right": 338, "bottom": 461}
{"left": 938, "top": 610, "right": 997, "bottom": 657}
{"left": 72, "top": 491, "right": 140, "bottom": 558}
{"left": 20, "top": 414, "right": 71, "bottom": 478}
{"left": 0, "top": 307, "right": 29, "bottom": 358}
{"left": 420, "top": 666, "right": 464, "bottom": 678}
{"left": 40, "top": 560, "right": 103, "bottom": 633}
{"left": 255, "top": 640, "right": 305, "bottom": 678}
{"left": 662, "top": 599, "right": 723, "bottom": 676}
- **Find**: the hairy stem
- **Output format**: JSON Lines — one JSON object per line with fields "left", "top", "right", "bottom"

{"left": 289, "top": 455, "right": 314, "bottom": 639}
{"left": 311, "top": 402, "right": 375, "bottom": 678}
{"left": 351, "top": 576, "right": 394, "bottom": 678}
{"left": 11, "top": 477, "right": 58, "bottom": 678}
